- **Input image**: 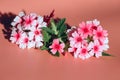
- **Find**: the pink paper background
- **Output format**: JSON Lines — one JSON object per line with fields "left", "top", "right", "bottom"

{"left": 0, "top": 0, "right": 120, "bottom": 80}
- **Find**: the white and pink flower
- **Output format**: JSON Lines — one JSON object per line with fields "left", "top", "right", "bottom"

{"left": 10, "top": 12, "right": 47, "bottom": 49}
{"left": 78, "top": 22, "right": 91, "bottom": 38}
{"left": 10, "top": 26, "right": 23, "bottom": 44}
{"left": 77, "top": 46, "right": 91, "bottom": 60}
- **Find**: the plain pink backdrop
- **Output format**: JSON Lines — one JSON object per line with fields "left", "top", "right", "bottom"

{"left": 0, "top": 0, "right": 120, "bottom": 80}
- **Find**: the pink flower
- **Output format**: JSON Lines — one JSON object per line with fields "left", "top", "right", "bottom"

{"left": 78, "top": 22, "right": 91, "bottom": 37}
{"left": 49, "top": 39, "right": 65, "bottom": 54}
{"left": 67, "top": 19, "right": 109, "bottom": 59}
{"left": 89, "top": 40, "right": 103, "bottom": 58}
{"left": 93, "top": 26, "right": 108, "bottom": 40}
{"left": 76, "top": 45, "right": 91, "bottom": 60}
{"left": 69, "top": 31, "right": 83, "bottom": 47}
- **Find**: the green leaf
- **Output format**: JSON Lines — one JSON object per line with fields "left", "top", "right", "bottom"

{"left": 42, "top": 30, "right": 51, "bottom": 43}
{"left": 41, "top": 45, "right": 48, "bottom": 50}
{"left": 59, "top": 24, "right": 67, "bottom": 36}
{"left": 102, "top": 52, "right": 111, "bottom": 56}
{"left": 51, "top": 19, "right": 58, "bottom": 35}
{"left": 56, "top": 18, "right": 66, "bottom": 30}
{"left": 42, "top": 27, "right": 54, "bottom": 34}
{"left": 59, "top": 32, "right": 68, "bottom": 43}
{"left": 54, "top": 51, "right": 60, "bottom": 57}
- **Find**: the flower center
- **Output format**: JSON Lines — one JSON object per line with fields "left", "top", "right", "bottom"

{"left": 92, "top": 26, "right": 97, "bottom": 30}
{"left": 15, "top": 33, "right": 20, "bottom": 40}
{"left": 81, "top": 48, "right": 87, "bottom": 54}
{"left": 74, "top": 48, "right": 77, "bottom": 52}
{"left": 34, "top": 30, "right": 40, "bottom": 35}
{"left": 97, "top": 32, "right": 102, "bottom": 37}
{"left": 26, "top": 19, "right": 32, "bottom": 25}
{"left": 24, "top": 38, "right": 28, "bottom": 43}
{"left": 94, "top": 46, "right": 99, "bottom": 52}
{"left": 76, "top": 37, "right": 82, "bottom": 42}
{"left": 83, "top": 27, "right": 89, "bottom": 33}
{"left": 54, "top": 44, "right": 60, "bottom": 50}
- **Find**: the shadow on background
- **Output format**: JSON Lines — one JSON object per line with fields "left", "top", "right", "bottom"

{"left": 0, "top": 12, "right": 16, "bottom": 41}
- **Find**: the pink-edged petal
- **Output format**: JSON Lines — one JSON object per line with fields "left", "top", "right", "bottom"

{"left": 72, "top": 31, "right": 79, "bottom": 37}
{"left": 53, "top": 39, "right": 59, "bottom": 44}
{"left": 79, "top": 22, "right": 85, "bottom": 28}
{"left": 51, "top": 49, "right": 57, "bottom": 54}
{"left": 69, "top": 37, "right": 74, "bottom": 41}
{"left": 103, "top": 30, "right": 108, "bottom": 36}
{"left": 60, "top": 43, "right": 65, "bottom": 49}
{"left": 58, "top": 49, "right": 63, "bottom": 53}
{"left": 97, "top": 26, "right": 103, "bottom": 31}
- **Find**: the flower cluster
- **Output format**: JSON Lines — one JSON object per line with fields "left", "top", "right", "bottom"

{"left": 67, "top": 19, "right": 109, "bottom": 60}
{"left": 10, "top": 12, "right": 47, "bottom": 49}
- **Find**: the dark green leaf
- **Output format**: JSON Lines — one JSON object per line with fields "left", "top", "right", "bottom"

{"left": 54, "top": 51, "right": 60, "bottom": 57}
{"left": 56, "top": 18, "right": 66, "bottom": 30}
{"left": 102, "top": 52, "right": 111, "bottom": 56}
{"left": 42, "top": 30, "right": 51, "bottom": 43}
{"left": 41, "top": 45, "right": 48, "bottom": 50}
{"left": 59, "top": 24, "right": 67, "bottom": 36}
{"left": 42, "top": 27, "right": 55, "bottom": 34}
